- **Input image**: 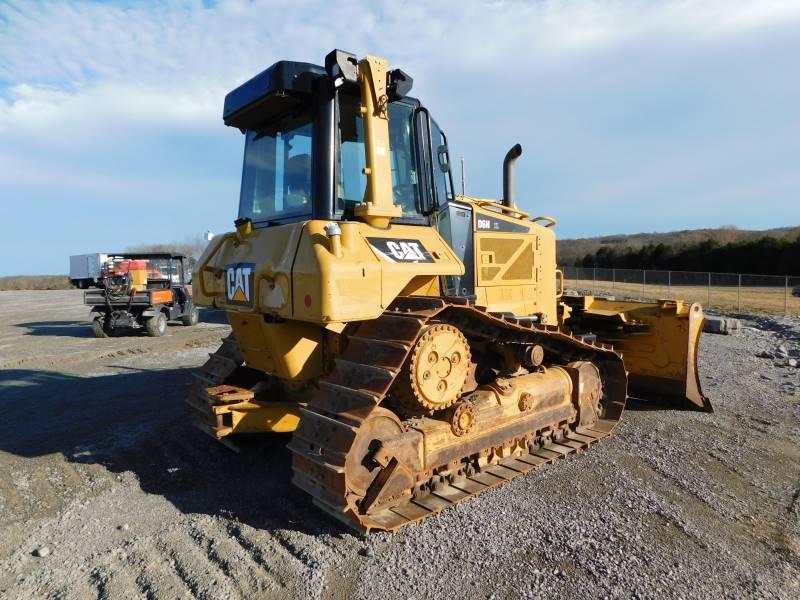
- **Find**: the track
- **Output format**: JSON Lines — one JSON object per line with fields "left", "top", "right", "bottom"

{"left": 289, "top": 296, "right": 627, "bottom": 533}
{"left": 185, "top": 333, "right": 245, "bottom": 445}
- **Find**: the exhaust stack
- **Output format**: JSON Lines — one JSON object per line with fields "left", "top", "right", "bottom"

{"left": 502, "top": 144, "right": 523, "bottom": 208}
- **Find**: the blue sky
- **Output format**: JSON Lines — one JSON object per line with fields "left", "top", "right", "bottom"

{"left": 1, "top": 0, "right": 799, "bottom": 275}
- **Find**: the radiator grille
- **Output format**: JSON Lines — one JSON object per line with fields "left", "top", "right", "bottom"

{"left": 478, "top": 237, "right": 533, "bottom": 282}
{"left": 503, "top": 242, "right": 533, "bottom": 280}
{"left": 480, "top": 266, "right": 501, "bottom": 280}
{"left": 479, "top": 238, "right": 523, "bottom": 263}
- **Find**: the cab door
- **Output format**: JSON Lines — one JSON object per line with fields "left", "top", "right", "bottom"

{"left": 416, "top": 110, "right": 474, "bottom": 297}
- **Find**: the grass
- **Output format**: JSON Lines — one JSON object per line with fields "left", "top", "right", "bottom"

{"left": 567, "top": 278, "right": 800, "bottom": 316}
{"left": 0, "top": 275, "right": 74, "bottom": 291}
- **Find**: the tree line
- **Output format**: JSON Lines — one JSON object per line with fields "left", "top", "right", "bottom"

{"left": 575, "top": 235, "right": 800, "bottom": 276}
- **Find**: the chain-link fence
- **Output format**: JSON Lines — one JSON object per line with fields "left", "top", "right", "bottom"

{"left": 559, "top": 266, "right": 800, "bottom": 316}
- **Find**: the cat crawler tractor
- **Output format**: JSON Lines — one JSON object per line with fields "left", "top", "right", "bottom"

{"left": 189, "top": 50, "right": 710, "bottom": 533}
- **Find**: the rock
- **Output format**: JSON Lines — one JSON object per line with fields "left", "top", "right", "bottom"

{"left": 789, "top": 358, "right": 798, "bottom": 368}
{"left": 757, "top": 351, "right": 774, "bottom": 359}
{"left": 703, "top": 316, "right": 741, "bottom": 335}
{"left": 118, "top": 523, "right": 129, "bottom": 531}
{"left": 32, "top": 546, "right": 50, "bottom": 558}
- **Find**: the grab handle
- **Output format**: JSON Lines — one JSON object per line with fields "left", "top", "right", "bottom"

{"left": 555, "top": 269, "right": 564, "bottom": 298}
{"left": 196, "top": 233, "right": 235, "bottom": 298}
{"left": 530, "top": 215, "right": 557, "bottom": 228}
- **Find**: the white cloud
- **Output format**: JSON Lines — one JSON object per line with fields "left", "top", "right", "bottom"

{"left": 1, "top": 0, "right": 799, "bottom": 136}
{"left": 0, "top": 81, "right": 221, "bottom": 139}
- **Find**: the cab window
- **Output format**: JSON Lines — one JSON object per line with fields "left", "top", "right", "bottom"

{"left": 239, "top": 107, "right": 314, "bottom": 223}
{"left": 336, "top": 94, "right": 423, "bottom": 218}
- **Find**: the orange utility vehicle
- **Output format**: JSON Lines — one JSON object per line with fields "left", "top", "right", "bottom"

{"left": 85, "top": 253, "right": 199, "bottom": 337}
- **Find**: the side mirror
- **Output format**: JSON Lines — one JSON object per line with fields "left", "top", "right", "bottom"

{"left": 388, "top": 69, "right": 413, "bottom": 100}
{"left": 324, "top": 49, "right": 358, "bottom": 83}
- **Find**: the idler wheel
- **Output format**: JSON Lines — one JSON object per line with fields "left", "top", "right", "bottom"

{"left": 344, "top": 408, "right": 404, "bottom": 498}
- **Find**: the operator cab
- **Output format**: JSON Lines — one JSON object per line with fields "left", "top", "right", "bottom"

{"left": 224, "top": 52, "right": 456, "bottom": 229}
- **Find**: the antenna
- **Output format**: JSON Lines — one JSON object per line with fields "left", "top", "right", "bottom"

{"left": 460, "top": 155, "right": 466, "bottom": 195}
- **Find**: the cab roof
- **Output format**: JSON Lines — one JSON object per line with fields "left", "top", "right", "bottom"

{"left": 223, "top": 60, "right": 326, "bottom": 129}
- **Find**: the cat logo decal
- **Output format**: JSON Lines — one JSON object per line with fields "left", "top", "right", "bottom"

{"left": 225, "top": 263, "right": 256, "bottom": 306}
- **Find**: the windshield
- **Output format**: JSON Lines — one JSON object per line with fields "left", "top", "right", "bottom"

{"left": 238, "top": 107, "right": 314, "bottom": 222}
{"left": 337, "top": 94, "right": 422, "bottom": 219}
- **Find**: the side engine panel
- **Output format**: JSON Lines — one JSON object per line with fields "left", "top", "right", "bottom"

{"left": 470, "top": 205, "right": 558, "bottom": 324}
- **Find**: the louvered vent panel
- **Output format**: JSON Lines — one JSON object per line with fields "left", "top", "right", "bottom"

{"left": 481, "top": 266, "right": 501, "bottom": 280}
{"left": 503, "top": 242, "right": 533, "bottom": 280}
{"left": 479, "top": 238, "right": 523, "bottom": 263}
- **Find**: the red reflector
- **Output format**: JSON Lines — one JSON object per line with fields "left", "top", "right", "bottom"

{"left": 304, "top": 294, "right": 312, "bottom": 308}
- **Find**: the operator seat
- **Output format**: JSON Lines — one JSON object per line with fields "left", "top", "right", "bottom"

{"left": 285, "top": 154, "right": 312, "bottom": 209}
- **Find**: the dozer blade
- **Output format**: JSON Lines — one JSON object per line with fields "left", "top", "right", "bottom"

{"left": 563, "top": 297, "right": 711, "bottom": 412}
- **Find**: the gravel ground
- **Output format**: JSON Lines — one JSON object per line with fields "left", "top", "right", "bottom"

{"left": 0, "top": 290, "right": 798, "bottom": 599}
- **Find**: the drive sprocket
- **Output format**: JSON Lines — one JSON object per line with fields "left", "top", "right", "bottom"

{"left": 395, "top": 323, "right": 471, "bottom": 414}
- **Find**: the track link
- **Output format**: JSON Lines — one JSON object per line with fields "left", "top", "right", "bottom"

{"left": 185, "top": 334, "right": 245, "bottom": 443}
{"left": 289, "top": 296, "right": 627, "bottom": 533}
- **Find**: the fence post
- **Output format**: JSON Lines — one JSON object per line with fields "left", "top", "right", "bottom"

{"left": 593, "top": 267, "right": 596, "bottom": 295}
{"left": 642, "top": 270, "right": 646, "bottom": 300}
{"left": 737, "top": 273, "right": 741, "bottom": 313}
{"left": 668, "top": 271, "right": 671, "bottom": 296}
{"left": 707, "top": 272, "right": 711, "bottom": 307}
{"left": 786, "top": 276, "right": 790, "bottom": 316}
{"left": 612, "top": 268, "right": 616, "bottom": 292}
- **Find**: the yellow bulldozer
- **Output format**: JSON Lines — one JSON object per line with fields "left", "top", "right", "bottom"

{"left": 189, "top": 50, "right": 710, "bottom": 533}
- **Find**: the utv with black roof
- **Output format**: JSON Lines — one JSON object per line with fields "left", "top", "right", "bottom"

{"left": 84, "top": 253, "right": 199, "bottom": 337}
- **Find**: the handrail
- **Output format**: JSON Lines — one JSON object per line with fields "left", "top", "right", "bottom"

{"left": 195, "top": 233, "right": 236, "bottom": 298}
{"left": 555, "top": 269, "right": 565, "bottom": 298}
{"left": 457, "top": 196, "right": 558, "bottom": 228}
{"left": 529, "top": 215, "right": 557, "bottom": 228}
{"left": 458, "top": 195, "right": 530, "bottom": 219}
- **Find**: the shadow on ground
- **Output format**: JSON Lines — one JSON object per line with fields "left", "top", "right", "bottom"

{"left": 751, "top": 314, "right": 799, "bottom": 339}
{"left": 15, "top": 320, "right": 93, "bottom": 338}
{"left": 0, "top": 366, "right": 340, "bottom": 537}
{"left": 625, "top": 396, "right": 711, "bottom": 412}
{"left": 0, "top": 359, "right": 706, "bottom": 536}
{"left": 16, "top": 308, "right": 228, "bottom": 338}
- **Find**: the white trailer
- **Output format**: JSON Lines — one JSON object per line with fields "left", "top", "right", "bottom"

{"left": 69, "top": 253, "right": 108, "bottom": 289}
